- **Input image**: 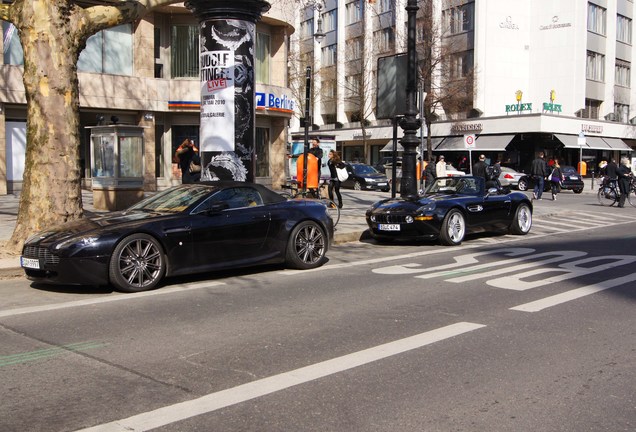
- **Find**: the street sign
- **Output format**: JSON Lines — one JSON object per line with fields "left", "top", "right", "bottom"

{"left": 464, "top": 134, "right": 476, "bottom": 149}
{"left": 577, "top": 132, "right": 586, "bottom": 146}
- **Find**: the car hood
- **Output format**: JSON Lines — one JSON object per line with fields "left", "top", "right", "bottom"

{"left": 26, "top": 211, "right": 172, "bottom": 245}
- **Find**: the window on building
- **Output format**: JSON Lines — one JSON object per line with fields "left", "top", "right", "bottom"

{"left": 322, "top": 9, "right": 337, "bottom": 33}
{"left": 171, "top": 25, "right": 199, "bottom": 78}
{"left": 586, "top": 51, "right": 605, "bottom": 82}
{"left": 345, "top": 0, "right": 363, "bottom": 25}
{"left": 256, "top": 32, "right": 270, "bottom": 84}
{"left": 614, "top": 103, "right": 629, "bottom": 123}
{"left": 617, "top": 15, "right": 632, "bottom": 44}
{"left": 300, "top": 19, "right": 314, "bottom": 39}
{"left": 255, "top": 127, "right": 270, "bottom": 177}
{"left": 374, "top": 28, "right": 394, "bottom": 53}
{"left": 77, "top": 24, "right": 133, "bottom": 75}
{"left": 322, "top": 44, "right": 337, "bottom": 66}
{"left": 323, "top": 79, "right": 336, "bottom": 99}
{"left": 378, "top": 0, "right": 392, "bottom": 13}
{"left": 577, "top": 99, "right": 601, "bottom": 119}
{"left": 350, "top": 37, "right": 362, "bottom": 60}
{"left": 345, "top": 74, "right": 361, "bottom": 97}
{"left": 3, "top": 22, "right": 23, "bottom": 65}
{"left": 449, "top": 50, "right": 474, "bottom": 78}
{"left": 442, "top": 3, "right": 474, "bottom": 35}
{"left": 615, "top": 60, "right": 631, "bottom": 87}
{"left": 587, "top": 3, "right": 606, "bottom": 35}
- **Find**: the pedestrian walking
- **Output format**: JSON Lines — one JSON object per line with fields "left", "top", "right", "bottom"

{"left": 530, "top": 151, "right": 548, "bottom": 200}
{"left": 309, "top": 138, "right": 324, "bottom": 179}
{"left": 327, "top": 150, "right": 344, "bottom": 208}
{"left": 425, "top": 157, "right": 436, "bottom": 187}
{"left": 617, "top": 157, "right": 632, "bottom": 208}
{"left": 436, "top": 155, "right": 447, "bottom": 178}
{"left": 548, "top": 158, "right": 564, "bottom": 200}
{"left": 473, "top": 154, "right": 487, "bottom": 179}
{"left": 174, "top": 138, "right": 201, "bottom": 184}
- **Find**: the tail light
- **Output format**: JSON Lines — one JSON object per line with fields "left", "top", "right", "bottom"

{"left": 504, "top": 173, "right": 514, "bottom": 179}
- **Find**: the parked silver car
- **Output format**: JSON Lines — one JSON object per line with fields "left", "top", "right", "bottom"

{"left": 499, "top": 166, "right": 530, "bottom": 190}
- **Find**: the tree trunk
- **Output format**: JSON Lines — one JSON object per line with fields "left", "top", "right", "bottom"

{"left": 6, "top": 0, "right": 85, "bottom": 254}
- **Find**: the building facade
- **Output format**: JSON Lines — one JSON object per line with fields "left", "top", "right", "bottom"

{"left": 291, "top": 0, "right": 635, "bottom": 174}
{"left": 0, "top": 1, "right": 295, "bottom": 195}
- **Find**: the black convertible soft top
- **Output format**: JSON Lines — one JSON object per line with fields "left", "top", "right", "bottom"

{"left": 194, "top": 181, "right": 287, "bottom": 205}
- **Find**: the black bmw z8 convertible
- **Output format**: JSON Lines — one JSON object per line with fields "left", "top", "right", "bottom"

{"left": 21, "top": 182, "right": 333, "bottom": 292}
{"left": 366, "top": 176, "right": 532, "bottom": 246}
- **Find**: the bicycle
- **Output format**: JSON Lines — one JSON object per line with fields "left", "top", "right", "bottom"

{"left": 280, "top": 180, "right": 341, "bottom": 226}
{"left": 597, "top": 176, "right": 620, "bottom": 206}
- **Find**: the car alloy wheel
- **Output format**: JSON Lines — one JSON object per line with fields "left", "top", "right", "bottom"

{"left": 510, "top": 203, "right": 532, "bottom": 235}
{"left": 517, "top": 178, "right": 528, "bottom": 191}
{"left": 109, "top": 233, "right": 166, "bottom": 292}
{"left": 354, "top": 181, "right": 362, "bottom": 190}
{"left": 440, "top": 209, "right": 465, "bottom": 246}
{"left": 286, "top": 221, "right": 327, "bottom": 269}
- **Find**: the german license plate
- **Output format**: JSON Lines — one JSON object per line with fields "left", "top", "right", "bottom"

{"left": 20, "top": 257, "right": 40, "bottom": 269}
{"left": 377, "top": 183, "right": 387, "bottom": 186}
{"left": 379, "top": 223, "right": 400, "bottom": 231}
{"left": 569, "top": 176, "right": 579, "bottom": 180}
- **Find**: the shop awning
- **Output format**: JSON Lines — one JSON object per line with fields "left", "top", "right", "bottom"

{"left": 434, "top": 135, "right": 514, "bottom": 151}
{"left": 435, "top": 136, "right": 465, "bottom": 151}
{"left": 380, "top": 141, "right": 403, "bottom": 152}
{"left": 602, "top": 137, "right": 633, "bottom": 151}
{"left": 585, "top": 136, "right": 612, "bottom": 150}
{"left": 554, "top": 134, "right": 579, "bottom": 148}
{"left": 474, "top": 134, "right": 515, "bottom": 151}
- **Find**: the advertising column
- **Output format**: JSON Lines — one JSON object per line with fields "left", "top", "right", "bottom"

{"left": 186, "top": 0, "right": 270, "bottom": 182}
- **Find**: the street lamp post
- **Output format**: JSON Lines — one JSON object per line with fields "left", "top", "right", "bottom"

{"left": 399, "top": 0, "right": 421, "bottom": 199}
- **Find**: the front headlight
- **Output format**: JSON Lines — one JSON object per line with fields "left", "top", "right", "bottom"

{"left": 416, "top": 202, "right": 436, "bottom": 213}
{"left": 54, "top": 235, "right": 100, "bottom": 250}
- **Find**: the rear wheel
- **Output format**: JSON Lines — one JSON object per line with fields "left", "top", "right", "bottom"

{"left": 509, "top": 203, "right": 532, "bottom": 235}
{"left": 354, "top": 181, "right": 362, "bottom": 191}
{"left": 109, "top": 234, "right": 166, "bottom": 292}
{"left": 322, "top": 199, "right": 340, "bottom": 226}
{"left": 439, "top": 209, "right": 465, "bottom": 246}
{"left": 597, "top": 186, "right": 618, "bottom": 206}
{"left": 285, "top": 221, "right": 327, "bottom": 269}
{"left": 517, "top": 178, "right": 528, "bottom": 191}
{"left": 573, "top": 188, "right": 583, "bottom": 194}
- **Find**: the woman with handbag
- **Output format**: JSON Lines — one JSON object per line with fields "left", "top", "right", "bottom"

{"left": 174, "top": 138, "right": 201, "bottom": 183}
{"left": 549, "top": 159, "right": 564, "bottom": 201}
{"left": 327, "top": 150, "right": 345, "bottom": 208}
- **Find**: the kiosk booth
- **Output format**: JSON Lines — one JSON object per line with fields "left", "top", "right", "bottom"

{"left": 87, "top": 125, "right": 145, "bottom": 210}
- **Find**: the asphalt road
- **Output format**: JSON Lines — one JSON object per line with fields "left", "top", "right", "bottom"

{"left": 1, "top": 201, "right": 635, "bottom": 431}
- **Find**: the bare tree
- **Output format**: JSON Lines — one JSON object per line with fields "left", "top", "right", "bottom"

{"left": 417, "top": 0, "right": 476, "bottom": 162}
{"left": 0, "top": 0, "right": 180, "bottom": 254}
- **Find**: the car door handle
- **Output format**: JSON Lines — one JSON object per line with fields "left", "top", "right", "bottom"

{"left": 164, "top": 226, "right": 191, "bottom": 234}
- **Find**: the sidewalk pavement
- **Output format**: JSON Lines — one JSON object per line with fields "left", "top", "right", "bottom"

{"left": 0, "top": 178, "right": 600, "bottom": 276}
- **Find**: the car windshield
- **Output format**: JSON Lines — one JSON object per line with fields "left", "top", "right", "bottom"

{"left": 354, "top": 164, "right": 379, "bottom": 175}
{"left": 426, "top": 177, "right": 481, "bottom": 196}
{"left": 128, "top": 185, "right": 213, "bottom": 213}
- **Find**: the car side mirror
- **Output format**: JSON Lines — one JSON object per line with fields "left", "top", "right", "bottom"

{"left": 486, "top": 187, "right": 499, "bottom": 197}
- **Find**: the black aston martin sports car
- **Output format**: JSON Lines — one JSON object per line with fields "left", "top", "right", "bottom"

{"left": 21, "top": 182, "right": 333, "bottom": 292}
{"left": 366, "top": 176, "right": 532, "bottom": 245}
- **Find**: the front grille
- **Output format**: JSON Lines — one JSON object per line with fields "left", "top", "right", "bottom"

{"left": 23, "top": 245, "right": 60, "bottom": 265}
{"left": 373, "top": 214, "right": 409, "bottom": 224}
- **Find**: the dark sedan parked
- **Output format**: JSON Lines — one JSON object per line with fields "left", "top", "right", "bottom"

{"left": 21, "top": 182, "right": 333, "bottom": 292}
{"left": 558, "top": 165, "right": 584, "bottom": 193}
{"left": 342, "top": 163, "right": 390, "bottom": 192}
{"left": 366, "top": 176, "right": 532, "bottom": 245}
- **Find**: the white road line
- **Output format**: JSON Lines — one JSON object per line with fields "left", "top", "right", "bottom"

{"left": 76, "top": 322, "right": 486, "bottom": 432}
{"left": 0, "top": 281, "right": 225, "bottom": 318}
{"left": 510, "top": 272, "right": 636, "bottom": 312}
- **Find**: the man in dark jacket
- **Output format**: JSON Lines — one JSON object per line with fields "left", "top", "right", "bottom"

{"left": 472, "top": 154, "right": 488, "bottom": 179}
{"left": 617, "top": 157, "right": 632, "bottom": 208}
{"left": 425, "top": 158, "right": 437, "bottom": 187}
{"left": 530, "top": 152, "right": 547, "bottom": 200}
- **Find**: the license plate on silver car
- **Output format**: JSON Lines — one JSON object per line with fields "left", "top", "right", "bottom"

{"left": 379, "top": 224, "right": 400, "bottom": 231}
{"left": 21, "top": 257, "right": 40, "bottom": 269}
